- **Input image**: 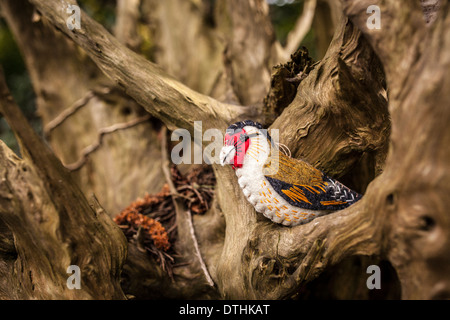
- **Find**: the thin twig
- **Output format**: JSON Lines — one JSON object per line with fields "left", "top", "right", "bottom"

{"left": 186, "top": 208, "right": 215, "bottom": 287}
{"left": 64, "top": 114, "right": 150, "bottom": 171}
{"left": 160, "top": 126, "right": 215, "bottom": 287}
{"left": 177, "top": 185, "right": 204, "bottom": 202}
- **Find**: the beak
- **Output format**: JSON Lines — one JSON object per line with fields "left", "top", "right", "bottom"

{"left": 219, "top": 145, "right": 236, "bottom": 166}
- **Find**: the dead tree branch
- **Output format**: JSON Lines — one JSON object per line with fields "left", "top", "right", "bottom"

{"left": 29, "top": 0, "right": 247, "bottom": 133}
{"left": 43, "top": 86, "right": 112, "bottom": 138}
{"left": 0, "top": 68, "right": 127, "bottom": 299}
{"left": 275, "top": 0, "right": 317, "bottom": 62}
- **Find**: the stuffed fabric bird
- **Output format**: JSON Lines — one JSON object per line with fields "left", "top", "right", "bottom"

{"left": 219, "top": 120, "right": 362, "bottom": 227}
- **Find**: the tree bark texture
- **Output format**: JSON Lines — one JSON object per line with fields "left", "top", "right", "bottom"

{"left": 0, "top": 0, "right": 449, "bottom": 300}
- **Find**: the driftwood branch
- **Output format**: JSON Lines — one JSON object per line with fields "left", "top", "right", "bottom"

{"left": 0, "top": 0, "right": 168, "bottom": 216}
{"left": 272, "top": 17, "right": 389, "bottom": 190}
{"left": 0, "top": 68, "right": 127, "bottom": 299}
{"left": 43, "top": 87, "right": 112, "bottom": 138}
{"left": 114, "top": 0, "right": 141, "bottom": 50}
{"left": 342, "top": 0, "right": 450, "bottom": 299}
{"left": 23, "top": 0, "right": 391, "bottom": 300}
{"left": 160, "top": 127, "right": 215, "bottom": 287}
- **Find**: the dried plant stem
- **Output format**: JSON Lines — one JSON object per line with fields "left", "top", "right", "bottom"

{"left": 284, "top": 0, "right": 317, "bottom": 54}
{"left": 160, "top": 126, "right": 179, "bottom": 197}
{"left": 275, "top": 0, "right": 317, "bottom": 62}
{"left": 185, "top": 208, "right": 215, "bottom": 287}
{"left": 43, "top": 87, "right": 112, "bottom": 137}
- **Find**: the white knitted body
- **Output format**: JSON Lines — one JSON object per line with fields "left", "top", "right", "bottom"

{"left": 232, "top": 126, "right": 328, "bottom": 227}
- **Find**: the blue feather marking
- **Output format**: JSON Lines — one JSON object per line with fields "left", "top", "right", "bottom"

{"left": 265, "top": 175, "right": 362, "bottom": 211}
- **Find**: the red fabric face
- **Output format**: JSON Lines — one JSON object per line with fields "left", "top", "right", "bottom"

{"left": 224, "top": 128, "right": 250, "bottom": 169}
